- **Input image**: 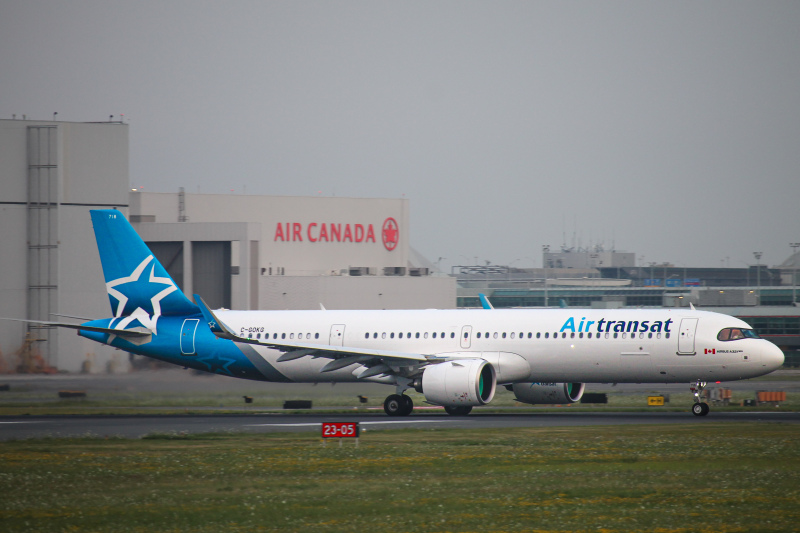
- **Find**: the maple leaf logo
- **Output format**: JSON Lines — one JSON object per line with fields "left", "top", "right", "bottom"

{"left": 382, "top": 217, "right": 399, "bottom": 251}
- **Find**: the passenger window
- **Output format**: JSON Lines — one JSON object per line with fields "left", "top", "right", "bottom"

{"left": 562, "top": 332, "right": 567, "bottom": 339}
{"left": 545, "top": 332, "right": 549, "bottom": 339}
{"left": 382, "top": 333, "right": 386, "bottom": 339}
{"left": 493, "top": 332, "right": 498, "bottom": 339}
{"left": 416, "top": 332, "right": 420, "bottom": 339}
{"left": 365, "top": 333, "right": 369, "bottom": 339}
{"left": 373, "top": 332, "right": 378, "bottom": 339}
{"left": 587, "top": 332, "right": 592, "bottom": 339}
{"left": 391, "top": 332, "right": 395, "bottom": 339}
{"left": 528, "top": 332, "right": 532, "bottom": 339}
{"left": 432, "top": 332, "right": 437, "bottom": 339}
{"left": 424, "top": 332, "right": 429, "bottom": 339}
{"left": 399, "top": 332, "right": 403, "bottom": 339}
{"left": 451, "top": 332, "right": 455, "bottom": 339}
{"left": 477, "top": 332, "right": 481, "bottom": 339}
{"left": 281, "top": 333, "right": 286, "bottom": 340}
{"left": 510, "top": 332, "right": 515, "bottom": 339}
{"left": 502, "top": 332, "right": 507, "bottom": 339}
{"left": 536, "top": 332, "right": 541, "bottom": 339}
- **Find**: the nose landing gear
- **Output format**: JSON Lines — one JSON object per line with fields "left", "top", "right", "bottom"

{"left": 690, "top": 380, "right": 709, "bottom": 416}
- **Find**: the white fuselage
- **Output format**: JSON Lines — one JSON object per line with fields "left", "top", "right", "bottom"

{"left": 217, "top": 308, "right": 785, "bottom": 384}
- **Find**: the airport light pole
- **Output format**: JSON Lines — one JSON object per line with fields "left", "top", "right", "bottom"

{"left": 542, "top": 245, "right": 549, "bottom": 307}
{"left": 791, "top": 243, "right": 800, "bottom": 305}
{"left": 753, "top": 252, "right": 763, "bottom": 306}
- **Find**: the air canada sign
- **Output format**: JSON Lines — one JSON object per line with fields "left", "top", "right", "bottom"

{"left": 274, "top": 217, "right": 399, "bottom": 252}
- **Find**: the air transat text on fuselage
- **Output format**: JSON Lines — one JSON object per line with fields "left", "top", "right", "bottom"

{"left": 560, "top": 317, "right": 674, "bottom": 334}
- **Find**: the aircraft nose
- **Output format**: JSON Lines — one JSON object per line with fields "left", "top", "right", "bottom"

{"left": 764, "top": 342, "right": 785, "bottom": 370}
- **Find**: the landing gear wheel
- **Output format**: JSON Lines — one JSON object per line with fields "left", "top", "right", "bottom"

{"left": 384, "top": 394, "right": 411, "bottom": 416}
{"left": 444, "top": 406, "right": 473, "bottom": 416}
{"left": 690, "top": 380, "right": 710, "bottom": 416}
{"left": 399, "top": 395, "right": 414, "bottom": 416}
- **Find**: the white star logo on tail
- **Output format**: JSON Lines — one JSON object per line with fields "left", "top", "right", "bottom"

{"left": 106, "top": 255, "right": 177, "bottom": 334}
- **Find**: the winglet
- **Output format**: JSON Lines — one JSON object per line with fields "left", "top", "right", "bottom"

{"left": 690, "top": 302, "right": 696, "bottom": 311}
{"left": 194, "top": 294, "right": 237, "bottom": 340}
{"left": 478, "top": 293, "right": 494, "bottom": 310}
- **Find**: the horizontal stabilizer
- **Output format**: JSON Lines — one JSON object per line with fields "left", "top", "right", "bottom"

{"left": 1, "top": 318, "right": 151, "bottom": 339}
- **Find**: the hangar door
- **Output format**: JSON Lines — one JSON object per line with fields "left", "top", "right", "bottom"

{"left": 193, "top": 241, "right": 232, "bottom": 310}
{"left": 148, "top": 242, "right": 184, "bottom": 290}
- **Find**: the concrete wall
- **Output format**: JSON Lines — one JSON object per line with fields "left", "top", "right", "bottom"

{"left": 261, "top": 275, "right": 456, "bottom": 311}
{"left": 0, "top": 119, "right": 129, "bottom": 373}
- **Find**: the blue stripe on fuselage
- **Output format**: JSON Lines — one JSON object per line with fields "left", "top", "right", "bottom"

{"left": 79, "top": 316, "right": 286, "bottom": 382}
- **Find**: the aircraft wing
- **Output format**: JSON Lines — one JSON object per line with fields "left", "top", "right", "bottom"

{"left": 194, "top": 295, "right": 432, "bottom": 376}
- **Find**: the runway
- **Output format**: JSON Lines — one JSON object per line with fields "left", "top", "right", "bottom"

{"left": 1, "top": 410, "right": 798, "bottom": 441}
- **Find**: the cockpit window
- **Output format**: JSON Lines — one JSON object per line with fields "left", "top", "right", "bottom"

{"left": 717, "top": 328, "right": 759, "bottom": 341}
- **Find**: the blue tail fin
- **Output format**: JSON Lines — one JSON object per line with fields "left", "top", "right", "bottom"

{"left": 90, "top": 210, "right": 199, "bottom": 318}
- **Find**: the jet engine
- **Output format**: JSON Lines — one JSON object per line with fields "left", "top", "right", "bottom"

{"left": 417, "top": 359, "right": 496, "bottom": 407}
{"left": 511, "top": 382, "right": 585, "bottom": 405}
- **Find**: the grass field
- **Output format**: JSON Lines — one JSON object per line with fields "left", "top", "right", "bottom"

{"left": 1, "top": 423, "right": 798, "bottom": 532}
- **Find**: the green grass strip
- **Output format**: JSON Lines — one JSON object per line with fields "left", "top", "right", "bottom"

{"left": 1, "top": 423, "right": 798, "bottom": 532}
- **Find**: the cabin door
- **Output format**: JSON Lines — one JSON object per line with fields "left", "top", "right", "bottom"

{"left": 180, "top": 318, "right": 199, "bottom": 355}
{"left": 677, "top": 318, "right": 698, "bottom": 355}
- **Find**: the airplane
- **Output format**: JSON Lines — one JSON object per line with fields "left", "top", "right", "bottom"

{"left": 11, "top": 210, "right": 785, "bottom": 417}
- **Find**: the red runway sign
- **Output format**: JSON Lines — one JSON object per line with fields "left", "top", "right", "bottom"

{"left": 321, "top": 422, "right": 360, "bottom": 438}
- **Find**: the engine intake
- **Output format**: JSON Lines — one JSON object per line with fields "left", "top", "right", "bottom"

{"left": 512, "top": 382, "right": 585, "bottom": 405}
{"left": 419, "top": 359, "right": 496, "bottom": 407}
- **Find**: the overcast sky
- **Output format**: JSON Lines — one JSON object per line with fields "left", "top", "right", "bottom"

{"left": 2, "top": 1, "right": 799, "bottom": 272}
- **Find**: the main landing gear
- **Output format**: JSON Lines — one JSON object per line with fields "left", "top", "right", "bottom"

{"left": 690, "top": 380, "right": 710, "bottom": 416}
{"left": 384, "top": 394, "right": 414, "bottom": 416}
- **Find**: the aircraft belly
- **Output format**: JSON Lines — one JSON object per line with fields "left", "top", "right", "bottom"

{"left": 524, "top": 347, "right": 622, "bottom": 382}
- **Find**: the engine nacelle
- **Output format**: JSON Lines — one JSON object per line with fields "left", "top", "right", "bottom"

{"left": 419, "top": 359, "right": 496, "bottom": 407}
{"left": 511, "top": 382, "right": 585, "bottom": 405}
